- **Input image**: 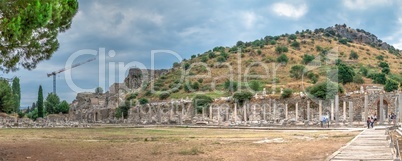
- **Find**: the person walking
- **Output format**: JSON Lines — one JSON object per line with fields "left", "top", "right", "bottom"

{"left": 370, "top": 116, "right": 374, "bottom": 128}
{"left": 366, "top": 117, "right": 371, "bottom": 129}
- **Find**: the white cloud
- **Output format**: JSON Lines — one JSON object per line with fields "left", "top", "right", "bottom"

{"left": 242, "top": 11, "right": 257, "bottom": 29}
{"left": 343, "top": 0, "right": 393, "bottom": 10}
{"left": 271, "top": 3, "right": 308, "bottom": 19}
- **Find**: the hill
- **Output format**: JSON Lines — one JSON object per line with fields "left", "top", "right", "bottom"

{"left": 127, "top": 24, "right": 402, "bottom": 102}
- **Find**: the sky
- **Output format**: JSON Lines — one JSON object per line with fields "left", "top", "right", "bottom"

{"left": 5, "top": 0, "right": 402, "bottom": 107}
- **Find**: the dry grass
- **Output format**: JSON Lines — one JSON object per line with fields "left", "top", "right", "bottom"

{"left": 0, "top": 127, "right": 359, "bottom": 161}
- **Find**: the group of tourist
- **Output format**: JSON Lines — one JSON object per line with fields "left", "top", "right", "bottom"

{"left": 366, "top": 114, "right": 377, "bottom": 129}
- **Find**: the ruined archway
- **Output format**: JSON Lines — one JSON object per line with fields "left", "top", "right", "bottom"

{"left": 376, "top": 100, "right": 389, "bottom": 120}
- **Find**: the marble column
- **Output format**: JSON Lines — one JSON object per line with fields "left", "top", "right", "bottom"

{"left": 263, "top": 104, "right": 266, "bottom": 121}
{"left": 319, "top": 100, "right": 322, "bottom": 121}
{"left": 349, "top": 101, "right": 353, "bottom": 126}
{"left": 233, "top": 103, "right": 237, "bottom": 122}
{"left": 243, "top": 104, "right": 247, "bottom": 123}
{"left": 307, "top": 101, "right": 310, "bottom": 121}
{"left": 157, "top": 107, "right": 161, "bottom": 123}
{"left": 209, "top": 105, "right": 212, "bottom": 120}
{"left": 380, "top": 93, "right": 384, "bottom": 124}
{"left": 343, "top": 101, "right": 346, "bottom": 121}
{"left": 364, "top": 92, "right": 368, "bottom": 122}
{"left": 202, "top": 106, "right": 205, "bottom": 119}
{"left": 226, "top": 106, "right": 229, "bottom": 122}
{"left": 273, "top": 100, "right": 277, "bottom": 120}
{"left": 285, "top": 103, "right": 288, "bottom": 120}
{"left": 330, "top": 100, "right": 334, "bottom": 121}
{"left": 335, "top": 95, "right": 339, "bottom": 125}
{"left": 217, "top": 106, "right": 220, "bottom": 125}
{"left": 295, "top": 102, "right": 299, "bottom": 121}
{"left": 399, "top": 93, "right": 402, "bottom": 123}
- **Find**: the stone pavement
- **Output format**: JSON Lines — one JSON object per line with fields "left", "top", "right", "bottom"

{"left": 328, "top": 127, "right": 395, "bottom": 161}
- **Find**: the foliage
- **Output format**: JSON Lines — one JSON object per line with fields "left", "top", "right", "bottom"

{"left": 200, "top": 56, "right": 208, "bottom": 63}
{"left": 26, "top": 107, "right": 38, "bottom": 120}
{"left": 139, "top": 98, "right": 149, "bottom": 105}
{"left": 115, "top": 103, "right": 131, "bottom": 119}
{"left": 353, "top": 74, "right": 365, "bottom": 84}
{"left": 275, "top": 46, "right": 288, "bottom": 54}
{"left": 184, "top": 63, "right": 190, "bottom": 70}
{"left": 125, "top": 93, "right": 138, "bottom": 101}
{"left": 281, "top": 89, "right": 293, "bottom": 98}
{"left": 0, "top": 0, "right": 79, "bottom": 72}
{"left": 208, "top": 52, "right": 216, "bottom": 59}
{"left": 95, "top": 87, "right": 103, "bottom": 94}
{"left": 0, "top": 80, "right": 14, "bottom": 113}
{"left": 302, "top": 54, "right": 315, "bottom": 64}
{"left": 11, "top": 77, "right": 20, "bottom": 112}
{"left": 379, "top": 61, "right": 389, "bottom": 68}
{"left": 290, "top": 41, "right": 300, "bottom": 48}
{"left": 37, "top": 85, "right": 44, "bottom": 118}
{"left": 338, "top": 38, "right": 348, "bottom": 45}
{"left": 224, "top": 80, "right": 238, "bottom": 93}
{"left": 217, "top": 56, "right": 226, "bottom": 62}
{"left": 233, "top": 91, "right": 253, "bottom": 106}
{"left": 270, "top": 40, "right": 276, "bottom": 45}
{"left": 192, "top": 95, "right": 213, "bottom": 113}
{"left": 382, "top": 67, "right": 390, "bottom": 74}
{"left": 307, "top": 80, "right": 344, "bottom": 100}
{"left": 57, "top": 100, "right": 69, "bottom": 114}
{"left": 192, "top": 82, "right": 200, "bottom": 91}
{"left": 248, "top": 80, "right": 261, "bottom": 91}
{"left": 376, "top": 55, "right": 384, "bottom": 61}
{"left": 307, "top": 72, "right": 318, "bottom": 84}
{"left": 369, "top": 73, "right": 387, "bottom": 84}
{"left": 337, "top": 63, "right": 355, "bottom": 84}
{"left": 349, "top": 50, "right": 359, "bottom": 60}
{"left": 289, "top": 34, "right": 297, "bottom": 40}
{"left": 384, "top": 79, "right": 399, "bottom": 92}
{"left": 359, "top": 66, "right": 368, "bottom": 77}
{"left": 173, "top": 62, "right": 180, "bottom": 68}
{"left": 276, "top": 54, "right": 288, "bottom": 64}
{"left": 45, "top": 93, "right": 60, "bottom": 114}
{"left": 159, "top": 92, "right": 170, "bottom": 100}
{"left": 290, "top": 65, "right": 305, "bottom": 79}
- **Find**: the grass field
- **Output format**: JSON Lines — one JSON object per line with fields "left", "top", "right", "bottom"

{"left": 0, "top": 127, "right": 359, "bottom": 161}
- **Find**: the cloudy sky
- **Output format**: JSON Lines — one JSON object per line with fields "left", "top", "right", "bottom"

{"left": 5, "top": 0, "right": 402, "bottom": 107}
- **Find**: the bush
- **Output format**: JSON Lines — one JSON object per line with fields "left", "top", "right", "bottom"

{"left": 302, "top": 54, "right": 315, "bottom": 64}
{"left": 139, "top": 98, "right": 149, "bottom": 105}
{"left": 233, "top": 91, "right": 253, "bottom": 106}
{"left": 379, "top": 61, "right": 389, "bottom": 68}
{"left": 289, "top": 34, "right": 297, "bottom": 40}
{"left": 337, "top": 63, "right": 355, "bottom": 84}
{"left": 376, "top": 55, "right": 384, "bottom": 61}
{"left": 192, "top": 82, "right": 200, "bottom": 91}
{"left": 173, "top": 62, "right": 180, "bottom": 68}
{"left": 307, "top": 80, "right": 344, "bottom": 100}
{"left": 290, "top": 65, "right": 305, "bottom": 79}
{"left": 359, "top": 66, "right": 368, "bottom": 77}
{"left": 208, "top": 52, "right": 216, "bottom": 59}
{"left": 126, "top": 93, "right": 138, "bottom": 101}
{"left": 192, "top": 95, "right": 213, "bottom": 113}
{"left": 159, "top": 92, "right": 170, "bottom": 100}
{"left": 276, "top": 54, "right": 288, "bottom": 64}
{"left": 270, "top": 40, "right": 276, "bottom": 45}
{"left": 281, "top": 89, "right": 293, "bottom": 98}
{"left": 248, "top": 80, "right": 261, "bottom": 91}
{"left": 371, "top": 73, "right": 387, "bottom": 84}
{"left": 291, "top": 41, "right": 300, "bottom": 48}
{"left": 353, "top": 74, "right": 365, "bottom": 84}
{"left": 275, "top": 46, "right": 288, "bottom": 54}
{"left": 384, "top": 79, "right": 399, "bottom": 92}
{"left": 224, "top": 80, "right": 238, "bottom": 93}
{"left": 339, "top": 38, "right": 348, "bottom": 45}
{"left": 201, "top": 56, "right": 208, "bottom": 63}
{"left": 95, "top": 87, "right": 103, "bottom": 94}
{"left": 184, "top": 63, "right": 190, "bottom": 70}
{"left": 382, "top": 67, "right": 390, "bottom": 74}
{"left": 349, "top": 50, "right": 359, "bottom": 60}
{"left": 217, "top": 56, "right": 226, "bottom": 62}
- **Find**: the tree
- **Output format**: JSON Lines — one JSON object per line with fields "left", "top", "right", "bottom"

{"left": 275, "top": 46, "right": 288, "bottom": 54}
{"left": 379, "top": 62, "right": 389, "bottom": 68}
{"left": 224, "top": 80, "right": 238, "bottom": 93}
{"left": 302, "top": 54, "right": 315, "bottom": 64}
{"left": 276, "top": 54, "right": 288, "bottom": 64}
{"left": 290, "top": 65, "right": 305, "bottom": 79}
{"left": 0, "top": 0, "right": 79, "bottom": 72}
{"left": 0, "top": 80, "right": 14, "bottom": 113}
{"left": 349, "top": 50, "right": 359, "bottom": 60}
{"left": 45, "top": 93, "right": 60, "bottom": 114}
{"left": 307, "top": 80, "right": 344, "bottom": 100}
{"left": 384, "top": 79, "right": 399, "bottom": 92}
{"left": 184, "top": 63, "right": 190, "bottom": 70}
{"left": 217, "top": 56, "right": 226, "bottom": 62}
{"left": 37, "top": 85, "right": 44, "bottom": 118}
{"left": 337, "top": 63, "right": 355, "bottom": 84}
{"left": 233, "top": 91, "right": 253, "bottom": 106}
{"left": 95, "top": 87, "right": 103, "bottom": 94}
{"left": 382, "top": 67, "right": 390, "bottom": 74}
{"left": 371, "top": 73, "right": 387, "bottom": 85}
{"left": 192, "top": 95, "right": 213, "bottom": 113}
{"left": 56, "top": 100, "right": 69, "bottom": 114}
{"left": 11, "top": 77, "right": 20, "bottom": 112}
{"left": 289, "top": 34, "right": 297, "bottom": 40}
{"left": 291, "top": 41, "right": 300, "bottom": 48}
{"left": 192, "top": 82, "right": 200, "bottom": 91}
{"left": 281, "top": 89, "right": 293, "bottom": 98}
{"left": 249, "top": 80, "right": 261, "bottom": 91}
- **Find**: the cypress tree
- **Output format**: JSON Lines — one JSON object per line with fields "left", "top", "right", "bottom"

{"left": 12, "top": 77, "right": 21, "bottom": 112}
{"left": 37, "top": 85, "right": 44, "bottom": 118}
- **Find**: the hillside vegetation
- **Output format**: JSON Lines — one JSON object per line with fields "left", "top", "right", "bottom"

{"left": 133, "top": 24, "right": 402, "bottom": 101}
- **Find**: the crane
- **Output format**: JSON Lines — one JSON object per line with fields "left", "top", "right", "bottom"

{"left": 47, "top": 57, "right": 96, "bottom": 94}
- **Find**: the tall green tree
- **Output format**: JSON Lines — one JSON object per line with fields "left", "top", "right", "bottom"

{"left": 56, "top": 100, "right": 69, "bottom": 114}
{"left": 0, "top": 0, "right": 79, "bottom": 72}
{"left": 11, "top": 77, "right": 21, "bottom": 112}
{"left": 37, "top": 85, "right": 44, "bottom": 118}
{"left": 0, "top": 79, "right": 14, "bottom": 113}
{"left": 45, "top": 93, "right": 60, "bottom": 114}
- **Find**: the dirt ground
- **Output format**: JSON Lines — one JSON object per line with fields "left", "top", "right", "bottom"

{"left": 0, "top": 127, "right": 359, "bottom": 161}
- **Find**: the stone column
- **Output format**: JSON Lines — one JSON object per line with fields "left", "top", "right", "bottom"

{"left": 335, "top": 95, "right": 339, "bottom": 125}
{"left": 209, "top": 105, "right": 212, "bottom": 120}
{"left": 263, "top": 104, "right": 266, "bottom": 121}
{"left": 202, "top": 106, "right": 205, "bottom": 120}
{"left": 319, "top": 100, "right": 322, "bottom": 121}
{"left": 170, "top": 104, "right": 174, "bottom": 121}
{"left": 330, "top": 100, "right": 334, "bottom": 121}
{"left": 364, "top": 92, "right": 368, "bottom": 122}
{"left": 295, "top": 102, "right": 299, "bottom": 121}
{"left": 157, "top": 107, "right": 161, "bottom": 123}
{"left": 380, "top": 93, "right": 384, "bottom": 124}
{"left": 349, "top": 101, "right": 353, "bottom": 126}
{"left": 343, "top": 101, "right": 346, "bottom": 121}
{"left": 273, "top": 100, "right": 277, "bottom": 120}
{"left": 217, "top": 106, "right": 220, "bottom": 125}
{"left": 243, "top": 104, "right": 247, "bottom": 123}
{"left": 233, "top": 103, "right": 237, "bottom": 122}
{"left": 285, "top": 103, "right": 288, "bottom": 120}
{"left": 307, "top": 101, "right": 310, "bottom": 121}
{"left": 399, "top": 93, "right": 402, "bottom": 123}
{"left": 226, "top": 106, "right": 229, "bottom": 122}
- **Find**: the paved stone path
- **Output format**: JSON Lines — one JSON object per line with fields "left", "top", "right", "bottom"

{"left": 328, "top": 128, "right": 394, "bottom": 161}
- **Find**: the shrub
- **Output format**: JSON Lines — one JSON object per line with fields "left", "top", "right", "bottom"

{"left": 353, "top": 74, "right": 365, "bottom": 84}
{"left": 191, "top": 55, "right": 196, "bottom": 59}
{"left": 376, "top": 55, "right": 384, "bottom": 61}
{"left": 339, "top": 38, "right": 348, "bottom": 45}
{"left": 192, "top": 82, "right": 200, "bottom": 91}
{"left": 382, "top": 67, "right": 390, "bottom": 74}
{"left": 276, "top": 54, "right": 288, "bottom": 64}
{"left": 337, "top": 63, "right": 355, "bottom": 84}
{"left": 224, "top": 80, "right": 238, "bottom": 93}
{"left": 349, "top": 50, "right": 359, "bottom": 60}
{"left": 289, "top": 34, "right": 297, "bottom": 40}
{"left": 139, "top": 98, "right": 149, "bottom": 105}
{"left": 192, "top": 95, "right": 213, "bottom": 113}
{"left": 281, "top": 89, "right": 293, "bottom": 98}
{"left": 379, "top": 61, "right": 389, "bottom": 68}
{"left": 217, "top": 56, "right": 226, "bottom": 62}
{"left": 307, "top": 80, "right": 344, "bottom": 100}
{"left": 184, "top": 63, "right": 190, "bottom": 70}
{"left": 302, "top": 54, "right": 315, "bottom": 64}
{"left": 201, "top": 56, "right": 208, "bottom": 63}
{"left": 248, "top": 80, "right": 261, "bottom": 91}
{"left": 275, "top": 46, "right": 288, "bottom": 54}
{"left": 384, "top": 79, "right": 399, "bottom": 92}
{"left": 290, "top": 65, "right": 305, "bottom": 79}
{"left": 173, "top": 62, "right": 180, "bottom": 68}
{"left": 208, "top": 52, "right": 216, "bottom": 59}
{"left": 233, "top": 91, "right": 253, "bottom": 106}
{"left": 359, "top": 66, "right": 368, "bottom": 77}
{"left": 270, "top": 40, "right": 276, "bottom": 45}
{"left": 197, "top": 78, "right": 203, "bottom": 83}
{"left": 159, "top": 92, "right": 170, "bottom": 100}
{"left": 291, "top": 41, "right": 300, "bottom": 48}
